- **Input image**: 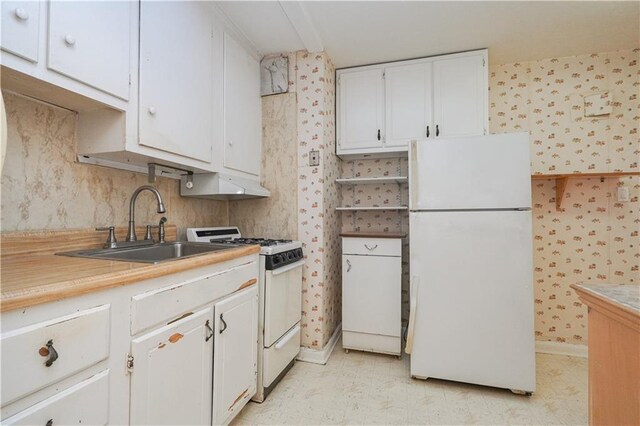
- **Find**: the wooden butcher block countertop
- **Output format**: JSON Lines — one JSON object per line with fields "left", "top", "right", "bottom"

{"left": 0, "top": 226, "right": 260, "bottom": 313}
{"left": 339, "top": 231, "right": 407, "bottom": 239}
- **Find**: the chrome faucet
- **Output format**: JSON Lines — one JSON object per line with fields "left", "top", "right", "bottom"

{"left": 127, "top": 185, "right": 166, "bottom": 242}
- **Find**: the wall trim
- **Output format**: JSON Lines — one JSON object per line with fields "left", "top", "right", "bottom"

{"left": 297, "top": 323, "right": 342, "bottom": 365}
{"left": 536, "top": 340, "right": 588, "bottom": 358}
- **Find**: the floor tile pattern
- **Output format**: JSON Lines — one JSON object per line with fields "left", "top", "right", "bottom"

{"left": 233, "top": 343, "right": 587, "bottom": 425}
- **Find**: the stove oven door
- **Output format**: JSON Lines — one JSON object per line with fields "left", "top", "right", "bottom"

{"left": 263, "top": 260, "right": 304, "bottom": 347}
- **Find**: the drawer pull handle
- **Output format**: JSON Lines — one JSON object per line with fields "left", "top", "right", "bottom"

{"left": 46, "top": 419, "right": 53, "bottom": 426}
{"left": 42, "top": 340, "right": 58, "bottom": 367}
{"left": 219, "top": 314, "right": 227, "bottom": 334}
{"left": 364, "top": 244, "right": 378, "bottom": 251}
{"left": 346, "top": 259, "right": 352, "bottom": 272}
{"left": 205, "top": 320, "right": 213, "bottom": 342}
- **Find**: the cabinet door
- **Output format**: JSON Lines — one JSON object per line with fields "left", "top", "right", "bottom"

{"left": 48, "top": 0, "right": 130, "bottom": 99}
{"left": 213, "top": 286, "right": 258, "bottom": 425}
{"left": 337, "top": 68, "right": 385, "bottom": 152}
{"left": 139, "top": 1, "right": 213, "bottom": 162}
{"left": 385, "top": 62, "right": 432, "bottom": 148}
{"left": 342, "top": 255, "right": 401, "bottom": 337}
{"left": 223, "top": 33, "right": 261, "bottom": 176}
{"left": 130, "top": 307, "right": 214, "bottom": 426}
{"left": 433, "top": 53, "right": 487, "bottom": 139}
{"left": 1, "top": 1, "right": 40, "bottom": 62}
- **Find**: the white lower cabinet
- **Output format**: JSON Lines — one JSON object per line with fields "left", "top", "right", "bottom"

{"left": 342, "top": 237, "right": 402, "bottom": 356}
{"left": 213, "top": 286, "right": 258, "bottom": 425}
{"left": 1, "top": 254, "right": 260, "bottom": 426}
{"left": 3, "top": 370, "right": 110, "bottom": 426}
{"left": 130, "top": 307, "right": 214, "bottom": 426}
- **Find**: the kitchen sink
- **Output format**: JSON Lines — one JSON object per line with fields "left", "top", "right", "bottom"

{"left": 58, "top": 241, "right": 236, "bottom": 264}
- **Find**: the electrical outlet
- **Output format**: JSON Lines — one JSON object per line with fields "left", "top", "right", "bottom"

{"left": 309, "top": 150, "right": 320, "bottom": 167}
{"left": 617, "top": 186, "right": 630, "bottom": 203}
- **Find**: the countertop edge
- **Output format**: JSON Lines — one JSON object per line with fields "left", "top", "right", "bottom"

{"left": 571, "top": 284, "right": 640, "bottom": 331}
{"left": 1, "top": 245, "right": 261, "bottom": 313}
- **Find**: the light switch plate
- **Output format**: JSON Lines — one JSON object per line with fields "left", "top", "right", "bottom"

{"left": 309, "top": 150, "right": 320, "bottom": 167}
{"left": 617, "top": 186, "right": 630, "bottom": 203}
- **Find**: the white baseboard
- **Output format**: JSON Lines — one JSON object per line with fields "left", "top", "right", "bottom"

{"left": 297, "top": 323, "right": 342, "bottom": 365}
{"left": 536, "top": 340, "right": 588, "bottom": 358}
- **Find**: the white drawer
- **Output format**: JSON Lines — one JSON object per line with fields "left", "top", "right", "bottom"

{"left": 2, "top": 369, "right": 109, "bottom": 425}
{"left": 0, "top": 305, "right": 110, "bottom": 406}
{"left": 263, "top": 324, "right": 300, "bottom": 388}
{"left": 131, "top": 261, "right": 257, "bottom": 335}
{"left": 342, "top": 237, "right": 402, "bottom": 257}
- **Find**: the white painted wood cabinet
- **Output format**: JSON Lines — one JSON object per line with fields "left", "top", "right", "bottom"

{"left": 337, "top": 68, "right": 385, "bottom": 153}
{"left": 130, "top": 307, "right": 214, "bottom": 425}
{"left": 1, "top": 1, "right": 40, "bottom": 63}
{"left": 341, "top": 237, "right": 402, "bottom": 356}
{"left": 1, "top": 254, "right": 260, "bottom": 426}
{"left": 48, "top": 0, "right": 131, "bottom": 100}
{"left": 337, "top": 49, "right": 488, "bottom": 158}
{"left": 213, "top": 286, "right": 258, "bottom": 425}
{"left": 222, "top": 33, "right": 262, "bottom": 177}
{"left": 138, "top": 1, "right": 214, "bottom": 163}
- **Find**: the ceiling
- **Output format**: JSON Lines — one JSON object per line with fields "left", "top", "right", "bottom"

{"left": 216, "top": 1, "right": 639, "bottom": 68}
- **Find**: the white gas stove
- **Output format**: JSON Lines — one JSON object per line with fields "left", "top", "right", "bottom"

{"left": 186, "top": 227, "right": 303, "bottom": 402}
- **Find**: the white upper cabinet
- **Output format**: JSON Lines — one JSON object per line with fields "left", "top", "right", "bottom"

{"left": 138, "top": 1, "right": 214, "bottom": 163}
{"left": 433, "top": 53, "right": 487, "bottom": 139}
{"left": 385, "top": 62, "right": 432, "bottom": 148}
{"left": 223, "top": 33, "right": 261, "bottom": 177}
{"left": 337, "top": 68, "right": 385, "bottom": 152}
{"left": 337, "top": 49, "right": 488, "bottom": 158}
{"left": 48, "top": 1, "right": 131, "bottom": 100}
{"left": 1, "top": 1, "right": 40, "bottom": 62}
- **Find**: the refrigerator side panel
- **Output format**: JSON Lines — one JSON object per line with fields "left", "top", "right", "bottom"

{"left": 409, "top": 211, "right": 535, "bottom": 392}
{"left": 410, "top": 133, "right": 532, "bottom": 210}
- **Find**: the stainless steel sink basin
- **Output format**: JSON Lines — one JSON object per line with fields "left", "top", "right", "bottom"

{"left": 58, "top": 242, "right": 236, "bottom": 264}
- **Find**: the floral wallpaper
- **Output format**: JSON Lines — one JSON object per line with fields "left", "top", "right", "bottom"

{"left": 296, "top": 51, "right": 342, "bottom": 349}
{"left": 490, "top": 48, "right": 640, "bottom": 344}
{"left": 1, "top": 92, "right": 228, "bottom": 240}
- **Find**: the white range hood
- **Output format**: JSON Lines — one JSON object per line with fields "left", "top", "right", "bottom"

{"left": 180, "top": 173, "right": 270, "bottom": 200}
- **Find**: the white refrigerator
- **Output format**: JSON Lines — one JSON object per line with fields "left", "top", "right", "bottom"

{"left": 405, "top": 132, "right": 536, "bottom": 394}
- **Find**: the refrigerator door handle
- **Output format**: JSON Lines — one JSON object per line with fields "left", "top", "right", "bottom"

{"left": 409, "top": 140, "right": 418, "bottom": 210}
{"left": 405, "top": 275, "right": 419, "bottom": 354}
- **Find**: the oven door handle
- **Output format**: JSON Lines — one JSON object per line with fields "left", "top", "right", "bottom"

{"left": 270, "top": 260, "right": 305, "bottom": 276}
{"left": 275, "top": 324, "right": 300, "bottom": 350}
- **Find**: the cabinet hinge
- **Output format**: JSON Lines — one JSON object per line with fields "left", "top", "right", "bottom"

{"left": 128, "top": 74, "right": 131, "bottom": 86}
{"left": 382, "top": 71, "right": 386, "bottom": 79}
{"left": 482, "top": 58, "right": 486, "bottom": 67}
{"left": 126, "top": 354, "right": 134, "bottom": 373}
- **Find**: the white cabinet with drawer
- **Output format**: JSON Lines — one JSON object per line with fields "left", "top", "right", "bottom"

{"left": 0, "top": 304, "right": 110, "bottom": 406}
{"left": 342, "top": 236, "right": 402, "bottom": 356}
{"left": 2, "top": 369, "right": 110, "bottom": 426}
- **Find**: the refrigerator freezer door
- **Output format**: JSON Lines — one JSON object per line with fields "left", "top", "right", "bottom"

{"left": 409, "top": 133, "right": 532, "bottom": 210}
{"left": 409, "top": 210, "right": 535, "bottom": 392}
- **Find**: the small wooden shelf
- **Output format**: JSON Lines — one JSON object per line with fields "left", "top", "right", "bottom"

{"left": 531, "top": 172, "right": 640, "bottom": 210}
{"left": 336, "top": 176, "right": 408, "bottom": 185}
{"left": 336, "top": 206, "right": 409, "bottom": 211}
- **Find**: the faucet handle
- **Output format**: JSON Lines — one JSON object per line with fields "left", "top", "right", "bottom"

{"left": 96, "top": 226, "right": 117, "bottom": 249}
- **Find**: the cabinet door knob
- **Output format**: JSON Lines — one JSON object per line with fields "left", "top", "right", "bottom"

{"left": 147, "top": 106, "right": 156, "bottom": 116}
{"left": 64, "top": 34, "right": 76, "bottom": 46}
{"left": 14, "top": 8, "right": 29, "bottom": 20}
{"left": 40, "top": 339, "right": 59, "bottom": 367}
{"left": 228, "top": 140, "right": 233, "bottom": 147}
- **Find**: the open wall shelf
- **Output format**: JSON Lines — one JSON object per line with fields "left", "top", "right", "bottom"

{"left": 336, "top": 176, "right": 408, "bottom": 185}
{"left": 531, "top": 172, "right": 640, "bottom": 210}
